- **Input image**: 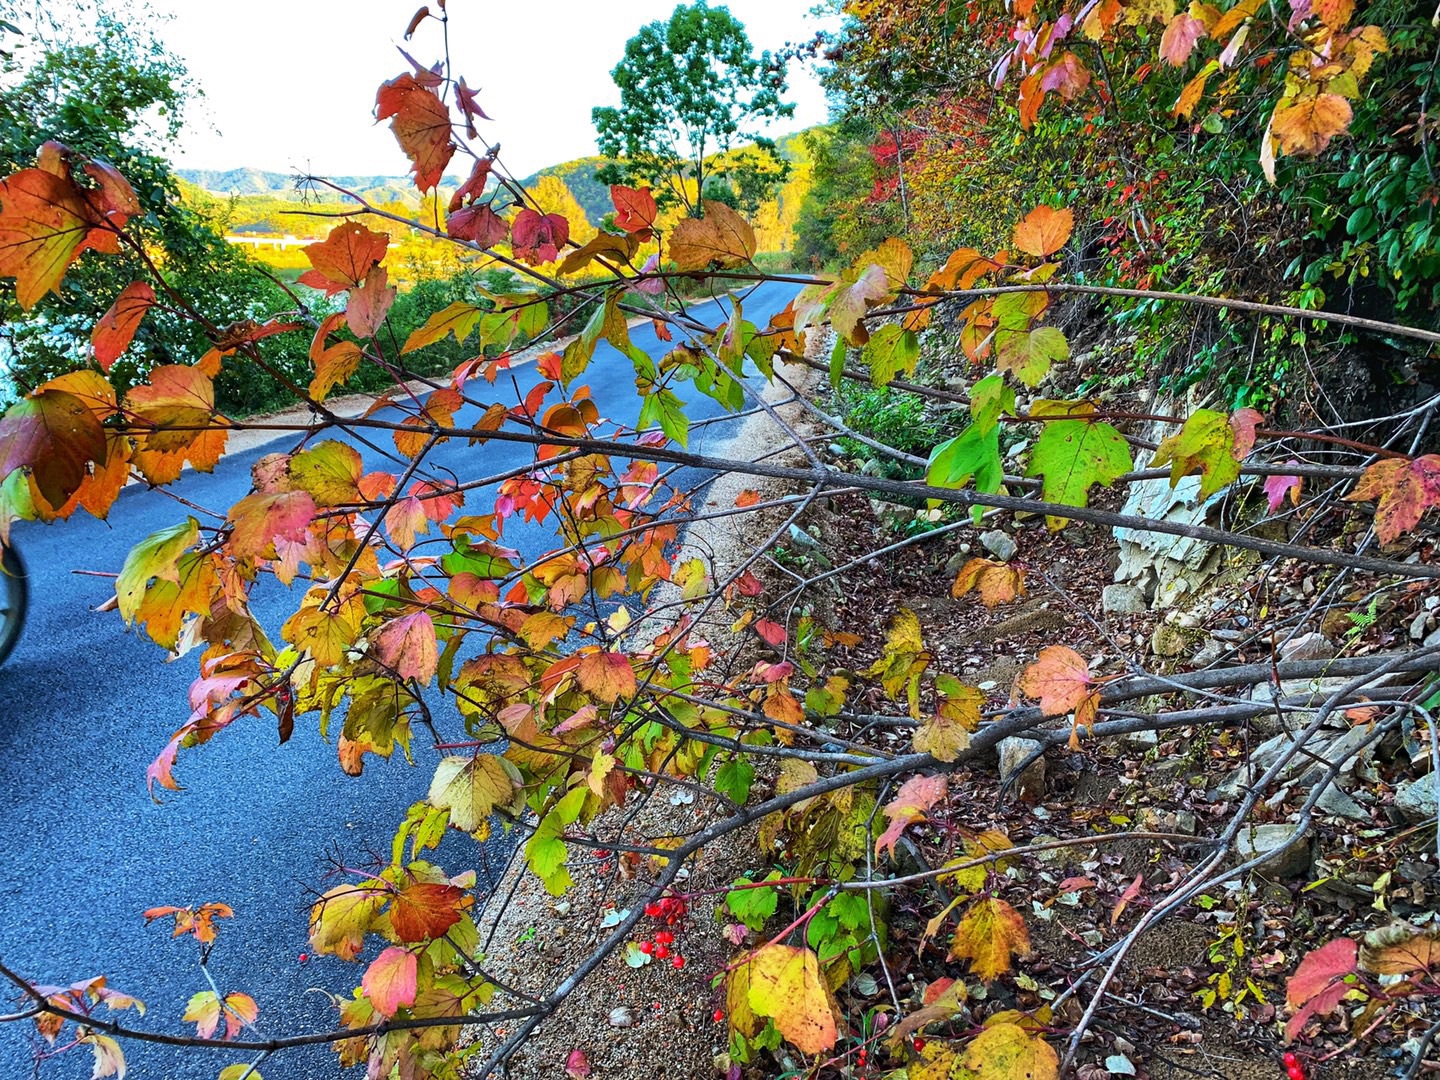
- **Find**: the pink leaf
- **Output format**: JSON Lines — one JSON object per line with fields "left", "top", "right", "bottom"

{"left": 1265, "top": 465, "right": 1303, "bottom": 513}
{"left": 565, "top": 1049, "right": 593, "bottom": 1079}
{"left": 362, "top": 946, "right": 418, "bottom": 1018}
{"left": 754, "top": 619, "right": 787, "bottom": 648}
{"left": 373, "top": 611, "right": 439, "bottom": 683}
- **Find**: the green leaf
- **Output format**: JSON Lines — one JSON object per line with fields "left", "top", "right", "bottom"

{"left": 829, "top": 335, "right": 848, "bottom": 391}
{"left": 1150, "top": 408, "right": 1240, "bottom": 499}
{"left": 638, "top": 388, "right": 690, "bottom": 448}
{"left": 525, "top": 784, "right": 588, "bottom": 896}
{"left": 116, "top": 517, "right": 199, "bottom": 625}
{"left": 1025, "top": 418, "right": 1132, "bottom": 528}
{"left": 862, "top": 324, "right": 920, "bottom": 386}
{"left": 927, "top": 425, "right": 1003, "bottom": 493}
{"left": 401, "top": 301, "right": 485, "bottom": 354}
{"left": 715, "top": 758, "right": 755, "bottom": 804}
{"left": 726, "top": 873, "right": 780, "bottom": 930}
{"left": 562, "top": 292, "right": 628, "bottom": 384}
{"left": 970, "top": 375, "right": 1016, "bottom": 435}
{"left": 996, "top": 326, "right": 1068, "bottom": 387}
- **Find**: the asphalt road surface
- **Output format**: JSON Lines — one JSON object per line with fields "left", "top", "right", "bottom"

{"left": 0, "top": 280, "right": 800, "bottom": 1079}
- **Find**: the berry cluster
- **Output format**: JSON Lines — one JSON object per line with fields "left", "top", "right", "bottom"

{"left": 1283, "top": 1053, "right": 1306, "bottom": 1080}
{"left": 635, "top": 895, "right": 689, "bottom": 969}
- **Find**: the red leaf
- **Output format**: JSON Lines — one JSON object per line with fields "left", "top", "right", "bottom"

{"left": 404, "top": 6, "right": 429, "bottom": 38}
{"left": 0, "top": 389, "right": 108, "bottom": 508}
{"left": 1110, "top": 872, "right": 1143, "bottom": 926}
{"left": 448, "top": 157, "right": 493, "bottom": 212}
{"left": 576, "top": 651, "right": 637, "bottom": 703}
{"left": 226, "top": 490, "right": 317, "bottom": 562}
{"left": 1286, "top": 937, "right": 1357, "bottom": 1042}
{"left": 389, "top": 880, "right": 467, "bottom": 943}
{"left": 876, "top": 774, "right": 947, "bottom": 858}
{"left": 566, "top": 1049, "right": 593, "bottom": 1078}
{"left": 447, "top": 204, "right": 509, "bottom": 248}
{"left": 373, "top": 611, "right": 439, "bottom": 683}
{"left": 755, "top": 619, "right": 787, "bottom": 648}
{"left": 454, "top": 76, "right": 492, "bottom": 138}
{"left": 375, "top": 73, "right": 456, "bottom": 192}
{"left": 511, "top": 209, "right": 569, "bottom": 265}
{"left": 1345, "top": 455, "right": 1440, "bottom": 543}
{"left": 362, "top": 947, "right": 418, "bottom": 1018}
{"left": 1159, "top": 13, "right": 1207, "bottom": 65}
{"left": 300, "top": 222, "right": 391, "bottom": 295}
{"left": 346, "top": 266, "right": 397, "bottom": 339}
{"left": 93, "top": 281, "right": 155, "bottom": 372}
{"left": 611, "top": 185, "right": 658, "bottom": 233}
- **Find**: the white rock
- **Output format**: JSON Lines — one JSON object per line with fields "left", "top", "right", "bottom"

{"left": 609, "top": 1006, "right": 634, "bottom": 1028}
{"left": 1235, "top": 823, "right": 1313, "bottom": 878}
{"left": 997, "top": 737, "right": 1045, "bottom": 800}
{"left": 981, "top": 530, "right": 1018, "bottom": 562}
{"left": 1102, "top": 584, "right": 1148, "bottom": 615}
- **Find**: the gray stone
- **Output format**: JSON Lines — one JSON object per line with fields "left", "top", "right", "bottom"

{"left": 1191, "top": 641, "right": 1224, "bottom": 668}
{"left": 944, "top": 551, "right": 971, "bottom": 575}
{"left": 1410, "top": 610, "right": 1433, "bottom": 641}
{"left": 997, "top": 736, "right": 1046, "bottom": 800}
{"left": 1395, "top": 773, "right": 1440, "bottom": 823}
{"left": 1281, "top": 632, "right": 1332, "bottom": 662}
{"left": 1316, "top": 784, "right": 1369, "bottom": 821}
{"left": 1102, "top": 584, "right": 1149, "bottom": 615}
{"left": 1235, "top": 823, "right": 1313, "bottom": 878}
{"left": 1211, "top": 724, "right": 1379, "bottom": 801}
{"left": 1117, "top": 728, "right": 1158, "bottom": 752}
{"left": 1426, "top": 628, "right": 1440, "bottom": 650}
{"left": 981, "top": 530, "right": 1018, "bottom": 562}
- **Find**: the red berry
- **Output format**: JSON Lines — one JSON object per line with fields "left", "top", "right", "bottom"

{"left": 298, "top": 952, "right": 308, "bottom": 963}
{"left": 655, "top": 930, "right": 674, "bottom": 945}
{"left": 638, "top": 941, "right": 653, "bottom": 954}
{"left": 713, "top": 1008, "right": 724, "bottom": 1022}
{"left": 644, "top": 903, "right": 662, "bottom": 918}
{"left": 655, "top": 944, "right": 671, "bottom": 959}
{"left": 913, "top": 1038, "right": 926, "bottom": 1052}
{"left": 672, "top": 955, "right": 685, "bottom": 969}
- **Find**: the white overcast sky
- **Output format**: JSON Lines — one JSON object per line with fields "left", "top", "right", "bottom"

{"left": 150, "top": 0, "right": 835, "bottom": 180}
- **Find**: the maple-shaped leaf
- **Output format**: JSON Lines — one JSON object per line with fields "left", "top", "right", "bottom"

{"left": 183, "top": 991, "right": 221, "bottom": 1038}
{"left": 373, "top": 611, "right": 439, "bottom": 684}
{"left": 221, "top": 993, "right": 258, "bottom": 1040}
{"left": 961, "top": 1022, "right": 1059, "bottom": 1080}
{"left": 996, "top": 325, "right": 1068, "bottom": 386}
{"left": 1271, "top": 94, "right": 1353, "bottom": 157}
{"left": 0, "top": 167, "right": 100, "bottom": 309}
{"left": 389, "top": 879, "right": 468, "bottom": 943}
{"left": 576, "top": 651, "right": 637, "bottom": 703}
{"left": 1012, "top": 204, "right": 1074, "bottom": 258}
{"left": 375, "top": 73, "right": 456, "bottom": 191}
{"left": 1018, "top": 645, "right": 1094, "bottom": 717}
{"left": 346, "top": 265, "right": 396, "bottom": 339}
{"left": 742, "top": 944, "right": 840, "bottom": 1054}
{"left": 226, "top": 490, "right": 316, "bottom": 562}
{"left": 447, "top": 204, "right": 509, "bottom": 248}
{"left": 0, "top": 388, "right": 108, "bottom": 509}
{"left": 1285, "top": 937, "right": 1357, "bottom": 1042}
{"left": 93, "top": 281, "right": 156, "bottom": 372}
{"left": 309, "top": 883, "right": 383, "bottom": 960}
{"left": 1344, "top": 455, "right": 1440, "bottom": 543}
{"left": 511, "top": 209, "right": 570, "bottom": 265}
{"left": 914, "top": 676, "right": 982, "bottom": 762}
{"left": 124, "top": 364, "right": 228, "bottom": 473}
{"left": 454, "top": 75, "right": 492, "bottom": 137}
{"left": 448, "top": 156, "right": 493, "bottom": 211}
{"left": 289, "top": 440, "right": 363, "bottom": 507}
{"left": 81, "top": 1032, "right": 126, "bottom": 1079}
{"left": 1359, "top": 921, "right": 1440, "bottom": 975}
{"left": 1024, "top": 415, "right": 1132, "bottom": 528}
{"left": 611, "top": 185, "right": 658, "bottom": 234}
{"left": 864, "top": 608, "right": 931, "bottom": 718}
{"left": 1159, "top": 12, "right": 1207, "bottom": 64}
{"left": 134, "top": 551, "right": 219, "bottom": 650}
{"left": 299, "top": 222, "right": 390, "bottom": 294}
{"left": 402, "top": 301, "right": 486, "bottom": 354}
{"left": 116, "top": 517, "right": 199, "bottom": 625}
{"left": 363, "top": 946, "right": 418, "bottom": 1018}
{"left": 949, "top": 896, "right": 1032, "bottom": 981}
{"left": 951, "top": 558, "right": 1026, "bottom": 608}
{"left": 876, "top": 773, "right": 947, "bottom": 858}
{"left": 1265, "top": 467, "right": 1303, "bottom": 513}
{"left": 283, "top": 591, "right": 365, "bottom": 668}
{"left": 862, "top": 323, "right": 920, "bottom": 385}
{"left": 142, "top": 900, "right": 234, "bottom": 945}
{"left": 1150, "top": 407, "right": 1243, "bottom": 499}
{"left": 669, "top": 200, "right": 757, "bottom": 270}
{"left": 427, "top": 753, "right": 522, "bottom": 834}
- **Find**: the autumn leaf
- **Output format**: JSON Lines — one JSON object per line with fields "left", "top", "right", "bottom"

{"left": 1344, "top": 455, "right": 1440, "bottom": 543}
{"left": 309, "top": 883, "right": 383, "bottom": 961}
{"left": 1271, "top": 94, "right": 1353, "bottom": 157}
{"left": 611, "top": 185, "right": 658, "bottom": 233}
{"left": 142, "top": 900, "right": 233, "bottom": 945}
{"left": 669, "top": 200, "right": 757, "bottom": 270}
{"left": 0, "top": 389, "right": 108, "bottom": 509}
{"left": 576, "top": 651, "right": 637, "bottom": 703}
{"left": 0, "top": 167, "right": 99, "bottom": 309}
{"left": 375, "top": 73, "right": 456, "bottom": 191}
{"left": 289, "top": 440, "right": 363, "bottom": 507}
{"left": 754, "top": 618, "right": 787, "bottom": 648}
{"left": 511, "top": 209, "right": 570, "bottom": 265}
{"left": 81, "top": 1032, "right": 127, "bottom": 1079}
{"left": 93, "top": 281, "right": 155, "bottom": 372}
{"left": 1012, "top": 205, "right": 1074, "bottom": 258}
{"left": 347, "top": 265, "right": 396, "bottom": 339}
{"left": 116, "top": 517, "right": 198, "bottom": 625}
{"left": 373, "top": 611, "right": 439, "bottom": 684}
{"left": 876, "top": 773, "right": 947, "bottom": 858}
{"left": 742, "top": 944, "right": 840, "bottom": 1054}
{"left": 363, "top": 946, "right": 419, "bottom": 1017}
{"left": 447, "top": 204, "right": 509, "bottom": 247}
{"left": 427, "top": 754, "right": 522, "bottom": 835}
{"left": 389, "top": 879, "right": 468, "bottom": 943}
{"left": 1159, "top": 12, "right": 1206, "bottom": 64}
{"left": 1018, "top": 646, "right": 1094, "bottom": 716}
{"left": 1285, "top": 937, "right": 1357, "bottom": 1042}
{"left": 299, "top": 222, "right": 390, "bottom": 294}
{"left": 1025, "top": 416, "right": 1132, "bottom": 528}
{"left": 864, "top": 608, "right": 931, "bottom": 718}
{"left": 914, "top": 676, "right": 982, "bottom": 762}
{"left": 949, "top": 896, "right": 1032, "bottom": 981}
{"left": 1172, "top": 63, "right": 1216, "bottom": 118}
{"left": 951, "top": 558, "right": 1026, "bottom": 608}
{"left": 1265, "top": 467, "right": 1303, "bottom": 513}
{"left": 226, "top": 490, "right": 316, "bottom": 563}
{"left": 962, "top": 1022, "right": 1058, "bottom": 1080}
{"left": 402, "top": 301, "right": 486, "bottom": 354}
{"left": 1150, "top": 407, "right": 1243, "bottom": 499}
{"left": 1359, "top": 921, "right": 1440, "bottom": 975}
{"left": 996, "top": 325, "right": 1068, "bottom": 387}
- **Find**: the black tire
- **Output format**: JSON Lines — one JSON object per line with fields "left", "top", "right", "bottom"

{"left": 0, "top": 543, "right": 27, "bottom": 667}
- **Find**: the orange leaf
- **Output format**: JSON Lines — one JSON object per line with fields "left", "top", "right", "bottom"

{"left": 373, "top": 611, "right": 439, "bottom": 684}
{"left": 735, "top": 489, "right": 761, "bottom": 507}
{"left": 389, "top": 880, "right": 468, "bottom": 943}
{"left": 93, "top": 281, "right": 155, "bottom": 371}
{"left": 0, "top": 389, "right": 108, "bottom": 509}
{"left": 375, "top": 73, "right": 456, "bottom": 191}
{"left": 0, "top": 167, "right": 99, "bottom": 309}
{"left": 226, "top": 490, "right": 316, "bottom": 562}
{"left": 222, "top": 992, "right": 258, "bottom": 1039}
{"left": 740, "top": 944, "right": 840, "bottom": 1054}
{"left": 1017, "top": 645, "right": 1093, "bottom": 716}
{"left": 950, "top": 558, "right": 1026, "bottom": 608}
{"left": 1344, "top": 455, "right": 1440, "bottom": 544}
{"left": 299, "top": 222, "right": 391, "bottom": 295}
{"left": 346, "top": 265, "right": 396, "bottom": 338}
{"left": 1110, "top": 872, "right": 1143, "bottom": 926}
{"left": 948, "top": 896, "right": 1031, "bottom": 981}
{"left": 669, "top": 200, "right": 757, "bottom": 270}
{"left": 876, "top": 773, "right": 948, "bottom": 858}
{"left": 362, "top": 946, "right": 418, "bottom": 1018}
{"left": 576, "top": 651, "right": 637, "bottom": 703}
{"left": 1012, "top": 205, "right": 1074, "bottom": 258}
{"left": 1271, "top": 94, "right": 1353, "bottom": 157}
{"left": 611, "top": 185, "right": 658, "bottom": 233}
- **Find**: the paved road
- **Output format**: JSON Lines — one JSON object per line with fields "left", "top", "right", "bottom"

{"left": 0, "top": 281, "right": 799, "bottom": 1079}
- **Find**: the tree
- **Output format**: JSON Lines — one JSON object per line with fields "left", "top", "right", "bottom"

{"left": 3, "top": 4, "right": 1440, "bottom": 1080}
{"left": 592, "top": 1, "right": 794, "bottom": 215}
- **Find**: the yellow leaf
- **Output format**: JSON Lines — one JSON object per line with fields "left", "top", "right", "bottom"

{"left": 308, "top": 883, "right": 383, "bottom": 961}
{"left": 949, "top": 897, "right": 1032, "bottom": 981}
{"left": 950, "top": 558, "right": 1026, "bottom": 607}
{"left": 668, "top": 200, "right": 756, "bottom": 270}
{"left": 1271, "top": 94, "right": 1353, "bottom": 157}
{"left": 962, "top": 1022, "right": 1059, "bottom": 1080}
{"left": 427, "top": 754, "right": 522, "bottom": 835}
{"left": 742, "top": 944, "right": 840, "bottom": 1054}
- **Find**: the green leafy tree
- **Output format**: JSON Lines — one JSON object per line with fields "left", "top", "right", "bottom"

{"left": 592, "top": 1, "right": 794, "bottom": 216}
